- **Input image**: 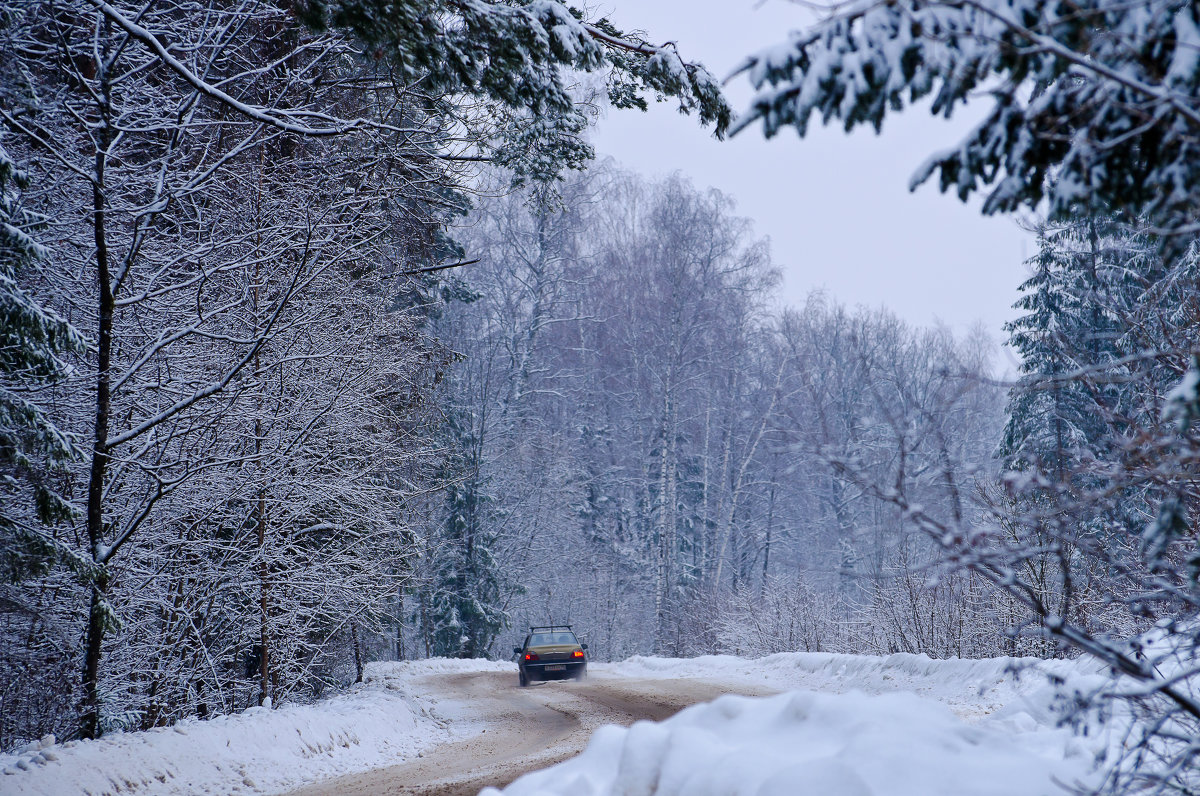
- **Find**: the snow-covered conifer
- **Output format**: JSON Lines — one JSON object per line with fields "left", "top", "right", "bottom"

{"left": 733, "top": 0, "right": 1200, "bottom": 237}
{"left": 0, "top": 140, "right": 83, "bottom": 570}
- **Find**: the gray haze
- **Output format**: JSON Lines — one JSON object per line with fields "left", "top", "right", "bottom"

{"left": 588, "top": 0, "right": 1035, "bottom": 369}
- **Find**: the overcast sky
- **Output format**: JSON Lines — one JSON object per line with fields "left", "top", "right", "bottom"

{"left": 586, "top": 0, "right": 1037, "bottom": 371}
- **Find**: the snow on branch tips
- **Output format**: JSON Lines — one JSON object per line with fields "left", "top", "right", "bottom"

{"left": 730, "top": 0, "right": 1200, "bottom": 235}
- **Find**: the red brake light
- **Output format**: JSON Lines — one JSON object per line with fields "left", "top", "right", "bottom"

{"left": 572, "top": 649, "right": 585, "bottom": 658}
{"left": 524, "top": 653, "right": 538, "bottom": 661}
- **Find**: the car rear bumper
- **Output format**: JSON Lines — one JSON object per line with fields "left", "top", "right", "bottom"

{"left": 523, "top": 660, "right": 586, "bottom": 679}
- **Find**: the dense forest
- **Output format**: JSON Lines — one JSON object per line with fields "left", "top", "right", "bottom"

{"left": 418, "top": 165, "right": 1008, "bottom": 662}
{"left": 0, "top": 0, "right": 728, "bottom": 743}
{"left": 3, "top": 1, "right": 1199, "bottom": 793}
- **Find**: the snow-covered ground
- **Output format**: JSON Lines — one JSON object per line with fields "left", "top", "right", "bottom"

{"left": 594, "top": 650, "right": 1099, "bottom": 722}
{"left": 0, "top": 659, "right": 510, "bottom": 796}
{"left": 495, "top": 653, "right": 1110, "bottom": 796}
{"left": 1, "top": 652, "right": 1108, "bottom": 796}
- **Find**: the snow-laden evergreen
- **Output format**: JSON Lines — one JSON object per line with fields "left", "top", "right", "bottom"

{"left": 423, "top": 411, "right": 508, "bottom": 659}
{"left": 0, "top": 140, "right": 84, "bottom": 556}
{"left": 732, "top": 0, "right": 1200, "bottom": 235}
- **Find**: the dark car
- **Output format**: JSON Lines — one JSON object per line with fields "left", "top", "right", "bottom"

{"left": 514, "top": 625, "right": 588, "bottom": 686}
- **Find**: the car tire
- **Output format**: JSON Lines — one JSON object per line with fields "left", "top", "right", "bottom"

{"left": 519, "top": 670, "right": 528, "bottom": 687}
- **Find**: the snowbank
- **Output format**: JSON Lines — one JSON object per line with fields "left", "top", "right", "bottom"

{"left": 0, "top": 652, "right": 1108, "bottom": 796}
{"left": 594, "top": 649, "right": 1104, "bottom": 721}
{"left": 489, "top": 651, "right": 1110, "bottom": 796}
{"left": 0, "top": 658, "right": 507, "bottom": 796}
{"left": 485, "top": 686, "right": 1101, "bottom": 796}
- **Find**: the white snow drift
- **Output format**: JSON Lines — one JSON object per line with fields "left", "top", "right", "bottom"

{"left": 0, "top": 658, "right": 509, "bottom": 796}
{"left": 485, "top": 686, "right": 1099, "bottom": 796}
{"left": 494, "top": 652, "right": 1111, "bottom": 796}
{"left": 2, "top": 652, "right": 1106, "bottom": 796}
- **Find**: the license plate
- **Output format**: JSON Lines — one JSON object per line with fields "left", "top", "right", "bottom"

{"left": 545, "top": 664, "right": 565, "bottom": 671}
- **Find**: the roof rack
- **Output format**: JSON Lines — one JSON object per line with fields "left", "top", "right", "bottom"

{"left": 530, "top": 624, "right": 573, "bottom": 632}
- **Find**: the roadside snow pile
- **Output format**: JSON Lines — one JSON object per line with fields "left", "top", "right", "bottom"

{"left": 0, "top": 651, "right": 1110, "bottom": 796}
{"left": 497, "top": 650, "right": 1112, "bottom": 796}
{"left": 486, "top": 686, "right": 1101, "bottom": 796}
{"left": 368, "top": 655, "right": 513, "bottom": 681}
{"left": 0, "top": 658, "right": 505, "bottom": 796}
{"left": 595, "top": 650, "right": 1104, "bottom": 721}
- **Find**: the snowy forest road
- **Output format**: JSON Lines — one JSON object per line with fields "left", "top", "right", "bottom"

{"left": 285, "top": 671, "right": 777, "bottom": 796}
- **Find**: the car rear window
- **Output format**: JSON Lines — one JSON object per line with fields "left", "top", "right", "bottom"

{"left": 530, "top": 632, "right": 576, "bottom": 646}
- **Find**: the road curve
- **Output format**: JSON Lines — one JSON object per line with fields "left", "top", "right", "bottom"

{"left": 285, "top": 671, "right": 776, "bottom": 796}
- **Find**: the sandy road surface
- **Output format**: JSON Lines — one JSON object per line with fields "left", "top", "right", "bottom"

{"left": 286, "top": 671, "right": 776, "bottom": 796}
